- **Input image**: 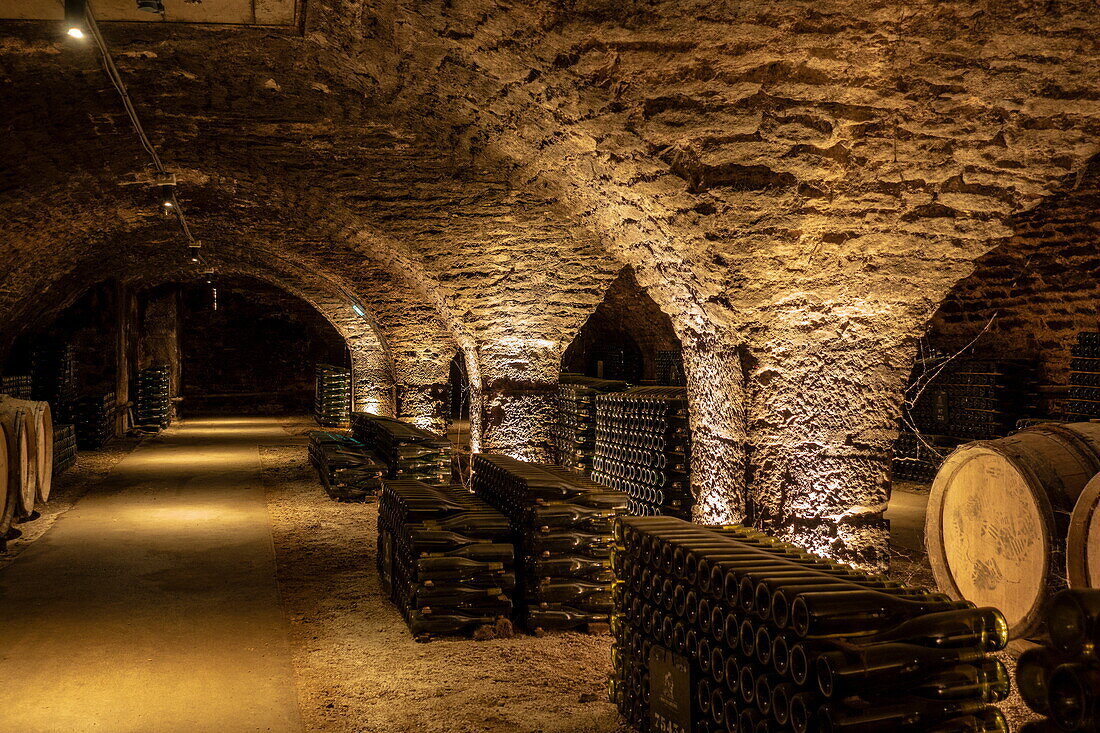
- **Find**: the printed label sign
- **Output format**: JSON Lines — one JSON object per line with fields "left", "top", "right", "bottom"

{"left": 649, "top": 645, "right": 691, "bottom": 733}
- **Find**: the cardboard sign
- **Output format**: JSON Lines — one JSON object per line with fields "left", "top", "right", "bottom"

{"left": 649, "top": 645, "right": 691, "bottom": 733}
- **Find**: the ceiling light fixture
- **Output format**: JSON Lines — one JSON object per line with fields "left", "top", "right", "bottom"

{"left": 188, "top": 241, "right": 202, "bottom": 263}
{"left": 64, "top": 0, "right": 86, "bottom": 38}
{"left": 136, "top": 0, "right": 165, "bottom": 12}
{"left": 154, "top": 172, "right": 176, "bottom": 210}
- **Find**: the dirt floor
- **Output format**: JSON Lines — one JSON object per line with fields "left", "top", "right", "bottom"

{"left": 0, "top": 435, "right": 142, "bottom": 571}
{"left": 0, "top": 421, "right": 1043, "bottom": 732}
{"left": 262, "top": 420, "right": 628, "bottom": 733}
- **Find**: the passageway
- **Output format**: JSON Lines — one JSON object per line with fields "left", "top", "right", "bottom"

{"left": 0, "top": 418, "right": 303, "bottom": 733}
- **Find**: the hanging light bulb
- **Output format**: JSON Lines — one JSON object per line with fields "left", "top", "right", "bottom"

{"left": 153, "top": 172, "right": 176, "bottom": 210}
{"left": 188, "top": 242, "right": 201, "bottom": 263}
{"left": 64, "top": 0, "right": 86, "bottom": 38}
{"left": 136, "top": 0, "right": 165, "bottom": 12}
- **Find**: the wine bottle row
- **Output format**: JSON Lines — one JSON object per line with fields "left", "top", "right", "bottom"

{"left": 307, "top": 430, "right": 387, "bottom": 502}
{"left": 901, "top": 358, "right": 1038, "bottom": 444}
{"left": 351, "top": 413, "right": 453, "bottom": 485}
{"left": 65, "top": 391, "right": 117, "bottom": 450}
{"left": 1066, "top": 333, "right": 1100, "bottom": 420}
{"left": 52, "top": 422, "right": 77, "bottom": 475}
{"left": 376, "top": 479, "right": 515, "bottom": 639}
{"left": 314, "top": 363, "right": 352, "bottom": 428}
{"left": 891, "top": 432, "right": 960, "bottom": 483}
{"left": 0, "top": 374, "right": 32, "bottom": 400}
{"left": 472, "top": 454, "right": 628, "bottom": 632}
{"left": 1016, "top": 589, "right": 1100, "bottom": 732}
{"left": 30, "top": 340, "right": 76, "bottom": 405}
{"left": 135, "top": 365, "right": 171, "bottom": 430}
{"left": 551, "top": 374, "right": 627, "bottom": 475}
{"left": 611, "top": 516, "right": 1010, "bottom": 733}
{"left": 592, "top": 387, "right": 693, "bottom": 519}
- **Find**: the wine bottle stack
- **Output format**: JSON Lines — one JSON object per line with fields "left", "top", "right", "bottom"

{"left": 314, "top": 364, "right": 352, "bottom": 428}
{"left": 1016, "top": 589, "right": 1100, "bottom": 732}
{"left": 351, "top": 413, "right": 452, "bottom": 485}
{"left": 1065, "top": 333, "right": 1100, "bottom": 421}
{"left": 656, "top": 350, "right": 686, "bottom": 387}
{"left": 307, "top": 430, "right": 388, "bottom": 502}
{"left": 551, "top": 374, "right": 627, "bottom": 474}
{"left": 30, "top": 341, "right": 76, "bottom": 406}
{"left": 472, "top": 454, "right": 629, "bottom": 633}
{"left": 134, "top": 365, "right": 171, "bottom": 430}
{"left": 611, "top": 515, "right": 1011, "bottom": 733}
{"left": 0, "top": 375, "right": 32, "bottom": 400}
{"left": 70, "top": 392, "right": 117, "bottom": 450}
{"left": 376, "top": 479, "right": 515, "bottom": 639}
{"left": 891, "top": 432, "right": 959, "bottom": 483}
{"left": 591, "top": 387, "right": 692, "bottom": 519}
{"left": 52, "top": 423, "right": 77, "bottom": 475}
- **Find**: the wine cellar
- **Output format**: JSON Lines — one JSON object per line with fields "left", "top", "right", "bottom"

{"left": 1, "top": 0, "right": 1100, "bottom": 731}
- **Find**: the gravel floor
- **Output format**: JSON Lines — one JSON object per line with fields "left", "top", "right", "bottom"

{"left": 0, "top": 423, "right": 1045, "bottom": 732}
{"left": 261, "top": 420, "right": 628, "bottom": 733}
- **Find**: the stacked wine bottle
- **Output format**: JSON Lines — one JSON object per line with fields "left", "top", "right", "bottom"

{"left": 592, "top": 387, "right": 692, "bottom": 518}
{"left": 52, "top": 423, "right": 77, "bottom": 475}
{"left": 307, "top": 430, "right": 387, "bottom": 501}
{"left": 472, "top": 454, "right": 628, "bottom": 632}
{"left": 611, "top": 516, "right": 1011, "bottom": 733}
{"left": 0, "top": 374, "right": 32, "bottom": 400}
{"left": 377, "top": 479, "right": 515, "bottom": 639}
{"left": 314, "top": 364, "right": 352, "bottom": 428}
{"left": 71, "top": 392, "right": 117, "bottom": 450}
{"left": 352, "top": 413, "right": 452, "bottom": 485}
{"left": 30, "top": 341, "right": 76, "bottom": 406}
{"left": 656, "top": 350, "right": 686, "bottom": 387}
{"left": 135, "top": 365, "right": 171, "bottom": 430}
{"left": 1066, "top": 333, "right": 1100, "bottom": 421}
{"left": 1016, "top": 589, "right": 1100, "bottom": 732}
{"left": 552, "top": 374, "right": 627, "bottom": 474}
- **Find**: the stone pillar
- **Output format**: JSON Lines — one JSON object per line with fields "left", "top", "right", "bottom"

{"left": 681, "top": 329, "right": 749, "bottom": 525}
{"left": 475, "top": 338, "right": 561, "bottom": 462}
{"left": 743, "top": 295, "right": 911, "bottom": 571}
{"left": 114, "top": 282, "right": 136, "bottom": 436}
{"left": 137, "top": 287, "right": 182, "bottom": 423}
{"left": 348, "top": 336, "right": 395, "bottom": 416}
{"left": 396, "top": 383, "right": 449, "bottom": 434}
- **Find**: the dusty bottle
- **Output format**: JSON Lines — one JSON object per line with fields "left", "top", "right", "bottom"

{"left": 791, "top": 589, "right": 972, "bottom": 638}
{"left": 1048, "top": 662, "right": 1100, "bottom": 731}
{"left": 816, "top": 697, "right": 994, "bottom": 732}
{"left": 1016, "top": 645, "right": 1065, "bottom": 715}
{"left": 1048, "top": 588, "right": 1100, "bottom": 656}
{"left": 815, "top": 641, "right": 988, "bottom": 697}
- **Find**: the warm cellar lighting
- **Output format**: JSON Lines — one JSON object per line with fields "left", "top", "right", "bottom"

{"left": 155, "top": 173, "right": 177, "bottom": 209}
{"left": 188, "top": 243, "right": 201, "bottom": 263}
{"left": 64, "top": 0, "right": 85, "bottom": 38}
{"left": 136, "top": 0, "right": 165, "bottom": 12}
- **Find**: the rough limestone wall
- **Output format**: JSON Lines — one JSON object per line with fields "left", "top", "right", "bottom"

{"left": 346, "top": 0, "right": 1100, "bottom": 564}
{"left": 137, "top": 286, "right": 182, "bottom": 421}
{"left": 0, "top": 23, "right": 617, "bottom": 450}
{"left": 561, "top": 267, "right": 681, "bottom": 382}
{"left": 929, "top": 160, "right": 1100, "bottom": 418}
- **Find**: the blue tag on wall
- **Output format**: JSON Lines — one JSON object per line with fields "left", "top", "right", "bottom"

{"left": 649, "top": 645, "right": 691, "bottom": 733}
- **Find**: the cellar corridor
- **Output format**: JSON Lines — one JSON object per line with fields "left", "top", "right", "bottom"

{"left": 0, "top": 418, "right": 302, "bottom": 732}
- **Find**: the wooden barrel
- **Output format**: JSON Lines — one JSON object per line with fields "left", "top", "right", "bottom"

{"left": 28, "top": 401, "right": 53, "bottom": 503}
{"left": 0, "top": 424, "right": 10, "bottom": 541}
{"left": 0, "top": 397, "right": 37, "bottom": 516}
{"left": 926, "top": 422, "right": 1100, "bottom": 639}
{"left": 1067, "top": 472, "right": 1100, "bottom": 589}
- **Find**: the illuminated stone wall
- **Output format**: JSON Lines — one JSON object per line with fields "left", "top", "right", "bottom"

{"left": 2, "top": 0, "right": 1099, "bottom": 565}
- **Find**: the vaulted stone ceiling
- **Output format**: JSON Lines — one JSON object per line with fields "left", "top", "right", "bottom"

{"left": 2, "top": 0, "right": 1098, "bottom": 564}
